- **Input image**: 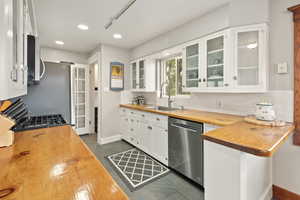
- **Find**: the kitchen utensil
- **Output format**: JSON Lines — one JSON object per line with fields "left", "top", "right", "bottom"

{"left": 0, "top": 101, "right": 12, "bottom": 112}
{"left": 2, "top": 99, "right": 23, "bottom": 115}
{"left": 255, "top": 103, "right": 276, "bottom": 121}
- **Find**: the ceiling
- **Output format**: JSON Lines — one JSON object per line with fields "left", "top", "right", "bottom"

{"left": 35, "top": 0, "right": 230, "bottom": 54}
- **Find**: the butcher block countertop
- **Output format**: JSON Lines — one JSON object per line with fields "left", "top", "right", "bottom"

{"left": 120, "top": 104, "right": 243, "bottom": 126}
{"left": 203, "top": 121, "right": 295, "bottom": 157}
{"left": 120, "top": 104, "right": 295, "bottom": 157}
{"left": 0, "top": 126, "right": 128, "bottom": 200}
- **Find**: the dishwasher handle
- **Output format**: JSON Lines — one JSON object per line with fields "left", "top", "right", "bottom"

{"left": 170, "top": 123, "right": 198, "bottom": 133}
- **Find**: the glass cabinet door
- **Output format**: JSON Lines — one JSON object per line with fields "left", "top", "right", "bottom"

{"left": 132, "top": 62, "right": 137, "bottom": 89}
{"left": 139, "top": 60, "right": 145, "bottom": 89}
{"left": 236, "top": 30, "right": 259, "bottom": 86}
{"left": 185, "top": 44, "right": 199, "bottom": 88}
{"left": 206, "top": 35, "right": 225, "bottom": 87}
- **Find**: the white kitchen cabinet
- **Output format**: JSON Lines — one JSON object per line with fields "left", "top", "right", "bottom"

{"left": 182, "top": 41, "right": 201, "bottom": 90}
{"left": 119, "top": 108, "right": 169, "bottom": 166}
{"left": 203, "top": 31, "right": 231, "bottom": 90}
{"left": 120, "top": 115, "right": 130, "bottom": 142}
{"left": 183, "top": 30, "right": 231, "bottom": 92}
{"left": 231, "top": 24, "right": 268, "bottom": 92}
{"left": 182, "top": 24, "right": 268, "bottom": 93}
{"left": 131, "top": 59, "right": 156, "bottom": 92}
{"left": 150, "top": 126, "right": 168, "bottom": 165}
{"left": 139, "top": 121, "right": 151, "bottom": 154}
{"left": 0, "top": 0, "right": 28, "bottom": 100}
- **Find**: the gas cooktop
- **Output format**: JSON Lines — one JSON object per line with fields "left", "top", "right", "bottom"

{"left": 13, "top": 114, "right": 68, "bottom": 132}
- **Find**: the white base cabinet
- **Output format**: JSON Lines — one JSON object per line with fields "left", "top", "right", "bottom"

{"left": 204, "top": 140, "right": 272, "bottom": 200}
{"left": 120, "top": 108, "right": 168, "bottom": 166}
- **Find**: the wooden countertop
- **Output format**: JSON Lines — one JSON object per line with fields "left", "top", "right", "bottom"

{"left": 120, "top": 104, "right": 243, "bottom": 126}
{"left": 203, "top": 121, "right": 295, "bottom": 157}
{"left": 120, "top": 104, "right": 295, "bottom": 157}
{"left": 0, "top": 126, "right": 128, "bottom": 200}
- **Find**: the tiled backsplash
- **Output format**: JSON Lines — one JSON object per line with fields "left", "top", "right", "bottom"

{"left": 121, "top": 90, "right": 293, "bottom": 122}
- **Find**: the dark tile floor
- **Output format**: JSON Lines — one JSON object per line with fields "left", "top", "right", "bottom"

{"left": 81, "top": 134, "right": 204, "bottom": 200}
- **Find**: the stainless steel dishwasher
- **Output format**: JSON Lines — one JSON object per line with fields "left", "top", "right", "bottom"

{"left": 168, "top": 117, "right": 204, "bottom": 186}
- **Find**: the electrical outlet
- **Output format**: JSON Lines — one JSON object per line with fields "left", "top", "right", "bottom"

{"left": 216, "top": 100, "right": 223, "bottom": 109}
{"left": 277, "top": 62, "right": 288, "bottom": 74}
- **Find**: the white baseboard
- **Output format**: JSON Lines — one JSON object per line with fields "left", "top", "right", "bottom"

{"left": 98, "top": 135, "right": 121, "bottom": 145}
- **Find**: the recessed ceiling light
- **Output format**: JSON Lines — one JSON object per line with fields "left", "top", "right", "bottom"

{"left": 77, "top": 24, "right": 89, "bottom": 30}
{"left": 55, "top": 41, "right": 64, "bottom": 45}
{"left": 113, "top": 33, "right": 122, "bottom": 39}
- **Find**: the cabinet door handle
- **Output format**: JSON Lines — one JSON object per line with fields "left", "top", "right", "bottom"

{"left": 233, "top": 76, "right": 237, "bottom": 80}
{"left": 130, "top": 128, "right": 134, "bottom": 131}
{"left": 156, "top": 118, "right": 160, "bottom": 121}
{"left": 198, "top": 78, "right": 202, "bottom": 83}
{"left": 148, "top": 126, "right": 152, "bottom": 130}
{"left": 224, "top": 83, "right": 229, "bottom": 87}
{"left": 142, "top": 114, "right": 145, "bottom": 117}
{"left": 203, "top": 78, "right": 206, "bottom": 82}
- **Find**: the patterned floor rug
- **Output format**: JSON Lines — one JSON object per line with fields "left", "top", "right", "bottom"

{"left": 107, "top": 148, "right": 170, "bottom": 191}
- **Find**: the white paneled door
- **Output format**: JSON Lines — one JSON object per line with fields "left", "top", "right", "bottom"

{"left": 71, "top": 64, "right": 90, "bottom": 135}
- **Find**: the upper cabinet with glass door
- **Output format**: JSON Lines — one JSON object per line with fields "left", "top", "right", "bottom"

{"left": 204, "top": 31, "right": 230, "bottom": 90}
{"left": 181, "top": 24, "right": 268, "bottom": 93}
{"left": 182, "top": 42, "right": 200, "bottom": 90}
{"left": 139, "top": 60, "right": 145, "bottom": 89}
{"left": 131, "top": 59, "right": 156, "bottom": 92}
{"left": 232, "top": 24, "right": 268, "bottom": 92}
{"left": 131, "top": 62, "right": 138, "bottom": 90}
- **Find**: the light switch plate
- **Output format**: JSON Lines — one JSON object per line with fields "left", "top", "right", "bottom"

{"left": 277, "top": 62, "right": 288, "bottom": 74}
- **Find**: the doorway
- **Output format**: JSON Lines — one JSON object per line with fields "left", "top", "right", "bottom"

{"left": 70, "top": 64, "right": 90, "bottom": 135}
{"left": 89, "top": 62, "right": 100, "bottom": 136}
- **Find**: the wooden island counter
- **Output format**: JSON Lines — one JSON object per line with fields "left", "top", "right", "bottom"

{"left": 0, "top": 126, "right": 128, "bottom": 200}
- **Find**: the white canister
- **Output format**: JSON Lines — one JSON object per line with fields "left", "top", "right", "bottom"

{"left": 255, "top": 103, "right": 276, "bottom": 121}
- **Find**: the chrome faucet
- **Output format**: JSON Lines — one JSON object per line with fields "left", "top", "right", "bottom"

{"left": 160, "top": 81, "right": 173, "bottom": 109}
{"left": 167, "top": 95, "right": 173, "bottom": 109}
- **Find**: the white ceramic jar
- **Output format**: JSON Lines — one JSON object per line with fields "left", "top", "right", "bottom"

{"left": 255, "top": 103, "right": 276, "bottom": 121}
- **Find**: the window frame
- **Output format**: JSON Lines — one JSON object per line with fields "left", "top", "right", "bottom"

{"left": 160, "top": 55, "right": 190, "bottom": 98}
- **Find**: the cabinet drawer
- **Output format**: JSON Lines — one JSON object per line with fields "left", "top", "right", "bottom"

{"left": 147, "top": 113, "right": 168, "bottom": 128}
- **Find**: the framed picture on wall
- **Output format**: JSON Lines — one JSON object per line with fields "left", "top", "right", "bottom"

{"left": 110, "top": 62, "right": 124, "bottom": 91}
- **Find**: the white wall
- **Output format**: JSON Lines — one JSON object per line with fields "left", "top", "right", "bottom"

{"left": 271, "top": 0, "right": 300, "bottom": 195}
{"left": 129, "top": 0, "right": 300, "bottom": 195}
{"left": 99, "top": 44, "right": 130, "bottom": 144}
{"left": 229, "top": 0, "right": 270, "bottom": 27}
{"left": 130, "top": 4, "right": 230, "bottom": 60}
{"left": 41, "top": 47, "right": 89, "bottom": 64}
{"left": 269, "top": 0, "right": 295, "bottom": 91}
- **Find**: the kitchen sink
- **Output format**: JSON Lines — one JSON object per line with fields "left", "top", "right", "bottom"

{"left": 145, "top": 105, "right": 181, "bottom": 111}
